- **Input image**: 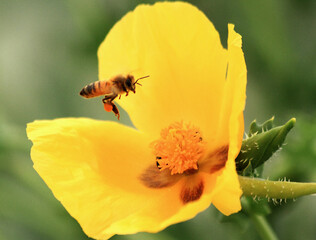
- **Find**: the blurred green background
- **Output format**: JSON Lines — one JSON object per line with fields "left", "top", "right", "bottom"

{"left": 0, "top": 0, "right": 315, "bottom": 239}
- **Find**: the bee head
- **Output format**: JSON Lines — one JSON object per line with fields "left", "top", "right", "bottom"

{"left": 125, "top": 74, "right": 150, "bottom": 94}
{"left": 125, "top": 75, "right": 135, "bottom": 93}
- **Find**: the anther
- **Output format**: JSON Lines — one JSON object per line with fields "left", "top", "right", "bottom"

{"left": 151, "top": 121, "right": 206, "bottom": 175}
{"left": 156, "top": 156, "right": 162, "bottom": 169}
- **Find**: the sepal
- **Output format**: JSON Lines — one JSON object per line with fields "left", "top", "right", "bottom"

{"left": 236, "top": 118, "right": 295, "bottom": 175}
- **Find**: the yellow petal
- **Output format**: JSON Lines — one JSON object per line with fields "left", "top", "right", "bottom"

{"left": 98, "top": 2, "right": 228, "bottom": 143}
{"left": 27, "top": 118, "right": 231, "bottom": 239}
{"left": 27, "top": 3, "right": 247, "bottom": 239}
{"left": 212, "top": 24, "right": 247, "bottom": 214}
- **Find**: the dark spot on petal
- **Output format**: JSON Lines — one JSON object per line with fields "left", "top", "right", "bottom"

{"left": 180, "top": 180, "right": 204, "bottom": 204}
{"left": 184, "top": 166, "right": 199, "bottom": 175}
{"left": 210, "top": 163, "right": 226, "bottom": 173}
{"left": 139, "top": 165, "right": 180, "bottom": 188}
{"left": 202, "top": 145, "right": 229, "bottom": 174}
{"left": 207, "top": 145, "right": 228, "bottom": 159}
{"left": 209, "top": 145, "right": 228, "bottom": 173}
{"left": 217, "top": 145, "right": 229, "bottom": 157}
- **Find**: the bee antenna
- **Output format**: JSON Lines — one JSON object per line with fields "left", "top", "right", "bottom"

{"left": 134, "top": 75, "right": 150, "bottom": 86}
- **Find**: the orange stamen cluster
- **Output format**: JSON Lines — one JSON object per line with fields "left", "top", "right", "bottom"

{"left": 151, "top": 122, "right": 206, "bottom": 175}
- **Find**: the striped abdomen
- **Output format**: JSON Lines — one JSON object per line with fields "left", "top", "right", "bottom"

{"left": 79, "top": 80, "right": 111, "bottom": 98}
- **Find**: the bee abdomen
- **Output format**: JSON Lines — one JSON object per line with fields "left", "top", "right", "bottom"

{"left": 80, "top": 81, "right": 104, "bottom": 98}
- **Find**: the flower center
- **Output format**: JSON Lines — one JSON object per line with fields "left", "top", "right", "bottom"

{"left": 151, "top": 121, "right": 206, "bottom": 175}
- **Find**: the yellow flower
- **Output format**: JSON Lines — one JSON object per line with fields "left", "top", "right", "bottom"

{"left": 27, "top": 2, "right": 246, "bottom": 240}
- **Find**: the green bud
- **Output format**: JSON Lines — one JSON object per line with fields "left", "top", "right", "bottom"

{"left": 236, "top": 118, "right": 296, "bottom": 175}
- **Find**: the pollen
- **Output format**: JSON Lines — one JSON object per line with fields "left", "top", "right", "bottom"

{"left": 151, "top": 121, "right": 206, "bottom": 175}
{"left": 103, "top": 102, "right": 113, "bottom": 112}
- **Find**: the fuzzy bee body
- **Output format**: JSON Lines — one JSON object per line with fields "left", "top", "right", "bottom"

{"left": 79, "top": 74, "right": 149, "bottom": 120}
{"left": 79, "top": 75, "right": 127, "bottom": 99}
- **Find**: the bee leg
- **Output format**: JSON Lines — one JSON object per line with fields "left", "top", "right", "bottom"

{"left": 125, "top": 91, "right": 129, "bottom": 97}
{"left": 119, "top": 95, "right": 122, "bottom": 99}
{"left": 111, "top": 102, "right": 120, "bottom": 120}
{"left": 102, "top": 94, "right": 120, "bottom": 120}
{"left": 102, "top": 93, "right": 118, "bottom": 103}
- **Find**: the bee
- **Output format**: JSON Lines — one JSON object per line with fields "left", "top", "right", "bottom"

{"left": 80, "top": 74, "right": 149, "bottom": 120}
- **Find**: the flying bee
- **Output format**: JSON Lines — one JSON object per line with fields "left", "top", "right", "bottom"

{"left": 79, "top": 74, "right": 149, "bottom": 120}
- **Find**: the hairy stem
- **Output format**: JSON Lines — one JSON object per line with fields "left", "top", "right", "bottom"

{"left": 239, "top": 176, "right": 316, "bottom": 199}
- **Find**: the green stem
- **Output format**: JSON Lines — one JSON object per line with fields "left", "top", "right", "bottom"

{"left": 239, "top": 176, "right": 316, "bottom": 199}
{"left": 241, "top": 198, "right": 278, "bottom": 240}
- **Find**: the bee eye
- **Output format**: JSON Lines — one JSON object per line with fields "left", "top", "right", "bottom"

{"left": 126, "top": 79, "right": 132, "bottom": 88}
